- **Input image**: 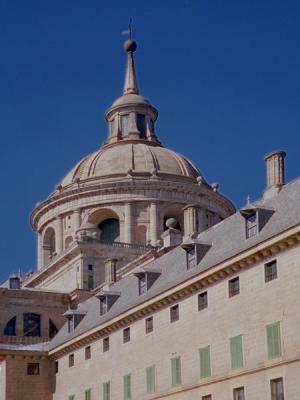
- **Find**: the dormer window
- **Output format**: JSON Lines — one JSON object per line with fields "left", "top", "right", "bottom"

{"left": 245, "top": 213, "right": 258, "bottom": 238}
{"left": 64, "top": 309, "right": 86, "bottom": 333}
{"left": 138, "top": 275, "right": 147, "bottom": 295}
{"left": 181, "top": 241, "right": 211, "bottom": 270}
{"left": 120, "top": 114, "right": 130, "bottom": 136}
{"left": 96, "top": 291, "right": 120, "bottom": 316}
{"left": 137, "top": 114, "right": 146, "bottom": 138}
{"left": 134, "top": 269, "right": 161, "bottom": 296}
{"left": 100, "top": 296, "right": 108, "bottom": 316}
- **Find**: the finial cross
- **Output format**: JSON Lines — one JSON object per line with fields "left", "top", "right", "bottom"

{"left": 122, "top": 17, "right": 133, "bottom": 39}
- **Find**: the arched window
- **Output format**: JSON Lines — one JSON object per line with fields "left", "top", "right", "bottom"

{"left": 98, "top": 219, "right": 120, "bottom": 242}
{"left": 4, "top": 316, "right": 16, "bottom": 336}
{"left": 43, "top": 227, "right": 56, "bottom": 265}
{"left": 49, "top": 319, "right": 58, "bottom": 339}
{"left": 23, "top": 313, "right": 41, "bottom": 337}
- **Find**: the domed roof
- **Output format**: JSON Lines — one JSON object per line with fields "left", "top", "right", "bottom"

{"left": 59, "top": 142, "right": 203, "bottom": 189}
{"left": 111, "top": 93, "right": 151, "bottom": 108}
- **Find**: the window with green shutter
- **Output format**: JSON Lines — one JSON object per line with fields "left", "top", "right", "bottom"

{"left": 123, "top": 374, "right": 131, "bottom": 400}
{"left": 266, "top": 322, "right": 282, "bottom": 359}
{"left": 171, "top": 356, "right": 182, "bottom": 387}
{"left": 85, "top": 389, "right": 91, "bottom": 400}
{"left": 230, "top": 335, "right": 244, "bottom": 369}
{"left": 103, "top": 381, "right": 110, "bottom": 400}
{"left": 68, "top": 396, "right": 75, "bottom": 400}
{"left": 146, "top": 365, "right": 155, "bottom": 393}
{"left": 199, "top": 346, "right": 211, "bottom": 378}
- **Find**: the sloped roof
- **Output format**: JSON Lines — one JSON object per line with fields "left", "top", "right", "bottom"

{"left": 49, "top": 177, "right": 300, "bottom": 350}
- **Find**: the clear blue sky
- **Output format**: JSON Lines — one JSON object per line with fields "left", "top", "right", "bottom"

{"left": 0, "top": 0, "right": 299, "bottom": 281}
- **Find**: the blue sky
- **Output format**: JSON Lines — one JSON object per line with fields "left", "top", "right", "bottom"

{"left": 0, "top": 0, "right": 299, "bottom": 281}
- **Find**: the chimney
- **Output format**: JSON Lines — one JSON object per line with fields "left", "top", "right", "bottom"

{"left": 264, "top": 151, "right": 286, "bottom": 200}
{"left": 104, "top": 258, "right": 118, "bottom": 285}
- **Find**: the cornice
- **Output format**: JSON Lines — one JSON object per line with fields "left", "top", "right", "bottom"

{"left": 48, "top": 223, "right": 300, "bottom": 359}
{"left": 31, "top": 178, "right": 235, "bottom": 230}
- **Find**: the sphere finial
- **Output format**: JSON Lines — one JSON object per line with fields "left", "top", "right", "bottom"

{"left": 124, "top": 39, "right": 137, "bottom": 53}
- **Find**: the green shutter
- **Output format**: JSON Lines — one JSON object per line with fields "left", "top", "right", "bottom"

{"left": 266, "top": 322, "right": 281, "bottom": 359}
{"left": 146, "top": 365, "right": 155, "bottom": 393}
{"left": 123, "top": 374, "right": 131, "bottom": 400}
{"left": 199, "top": 346, "right": 211, "bottom": 378}
{"left": 103, "top": 381, "right": 110, "bottom": 400}
{"left": 68, "top": 396, "right": 75, "bottom": 400}
{"left": 171, "top": 356, "right": 181, "bottom": 387}
{"left": 85, "top": 389, "right": 91, "bottom": 400}
{"left": 230, "top": 335, "right": 243, "bottom": 369}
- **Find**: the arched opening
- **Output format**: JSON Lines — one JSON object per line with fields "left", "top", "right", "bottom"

{"left": 49, "top": 319, "right": 58, "bottom": 339}
{"left": 43, "top": 227, "right": 56, "bottom": 265}
{"left": 65, "top": 236, "right": 73, "bottom": 249}
{"left": 98, "top": 219, "right": 120, "bottom": 242}
{"left": 4, "top": 316, "right": 16, "bottom": 336}
{"left": 23, "top": 313, "right": 41, "bottom": 337}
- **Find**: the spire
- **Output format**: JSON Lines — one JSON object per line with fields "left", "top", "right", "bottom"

{"left": 123, "top": 40, "right": 139, "bottom": 95}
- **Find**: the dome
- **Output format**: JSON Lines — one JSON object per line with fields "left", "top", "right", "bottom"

{"left": 59, "top": 142, "right": 203, "bottom": 189}
{"left": 111, "top": 93, "right": 151, "bottom": 108}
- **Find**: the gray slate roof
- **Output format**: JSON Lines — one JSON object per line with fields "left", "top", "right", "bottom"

{"left": 49, "top": 178, "right": 300, "bottom": 350}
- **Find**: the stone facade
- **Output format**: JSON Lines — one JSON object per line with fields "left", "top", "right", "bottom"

{"left": 0, "top": 37, "right": 298, "bottom": 400}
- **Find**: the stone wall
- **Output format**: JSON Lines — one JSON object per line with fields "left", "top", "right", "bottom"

{"left": 52, "top": 244, "right": 300, "bottom": 399}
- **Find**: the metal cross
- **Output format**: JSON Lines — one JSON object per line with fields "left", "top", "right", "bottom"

{"left": 122, "top": 17, "right": 133, "bottom": 39}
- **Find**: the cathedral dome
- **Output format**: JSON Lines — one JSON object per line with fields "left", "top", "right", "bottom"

{"left": 59, "top": 141, "right": 203, "bottom": 190}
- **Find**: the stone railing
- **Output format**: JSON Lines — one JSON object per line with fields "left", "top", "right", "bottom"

{"left": 0, "top": 336, "right": 50, "bottom": 345}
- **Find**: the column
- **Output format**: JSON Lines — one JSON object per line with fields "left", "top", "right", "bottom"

{"left": 124, "top": 202, "right": 133, "bottom": 243}
{"left": 55, "top": 215, "right": 63, "bottom": 254}
{"left": 183, "top": 204, "right": 200, "bottom": 237}
{"left": 149, "top": 202, "right": 159, "bottom": 246}
{"left": 37, "top": 231, "right": 42, "bottom": 270}
{"left": 73, "top": 208, "right": 82, "bottom": 231}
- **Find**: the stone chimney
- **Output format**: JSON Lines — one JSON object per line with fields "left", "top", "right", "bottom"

{"left": 104, "top": 258, "right": 118, "bottom": 285}
{"left": 264, "top": 151, "right": 286, "bottom": 200}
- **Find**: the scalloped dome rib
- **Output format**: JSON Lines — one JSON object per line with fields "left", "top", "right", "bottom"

{"left": 59, "top": 142, "right": 203, "bottom": 188}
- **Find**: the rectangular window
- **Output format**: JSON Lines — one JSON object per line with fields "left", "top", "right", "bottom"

{"left": 68, "top": 396, "right": 75, "bottom": 400}
{"left": 230, "top": 335, "right": 244, "bottom": 369}
{"left": 110, "top": 118, "right": 115, "bottom": 135}
{"left": 187, "top": 247, "right": 196, "bottom": 269}
{"left": 103, "top": 337, "right": 110, "bottom": 352}
{"left": 85, "top": 389, "right": 91, "bottom": 400}
{"left": 55, "top": 361, "right": 58, "bottom": 374}
{"left": 139, "top": 275, "right": 147, "bottom": 295}
{"left": 198, "top": 292, "right": 208, "bottom": 311}
{"left": 229, "top": 277, "right": 240, "bottom": 297}
{"left": 246, "top": 213, "right": 258, "bottom": 238}
{"left": 69, "top": 353, "right": 74, "bottom": 367}
{"left": 171, "top": 356, "right": 182, "bottom": 387}
{"left": 87, "top": 273, "right": 94, "bottom": 290}
{"left": 27, "top": 363, "right": 40, "bottom": 375}
{"left": 265, "top": 260, "right": 278, "bottom": 282}
{"left": 270, "top": 378, "right": 284, "bottom": 400}
{"left": 123, "top": 374, "right": 131, "bottom": 400}
{"left": 103, "top": 381, "right": 110, "bottom": 400}
{"left": 85, "top": 345, "right": 91, "bottom": 360}
{"left": 123, "top": 327, "right": 130, "bottom": 343}
{"left": 146, "top": 365, "right": 155, "bottom": 394}
{"left": 266, "top": 322, "right": 281, "bottom": 359}
{"left": 202, "top": 396, "right": 212, "bottom": 400}
{"left": 170, "top": 304, "right": 179, "bottom": 323}
{"left": 199, "top": 346, "right": 211, "bottom": 378}
{"left": 121, "top": 114, "right": 130, "bottom": 136}
{"left": 145, "top": 316, "right": 153, "bottom": 334}
{"left": 233, "top": 387, "right": 245, "bottom": 400}
{"left": 100, "top": 297, "right": 108, "bottom": 316}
